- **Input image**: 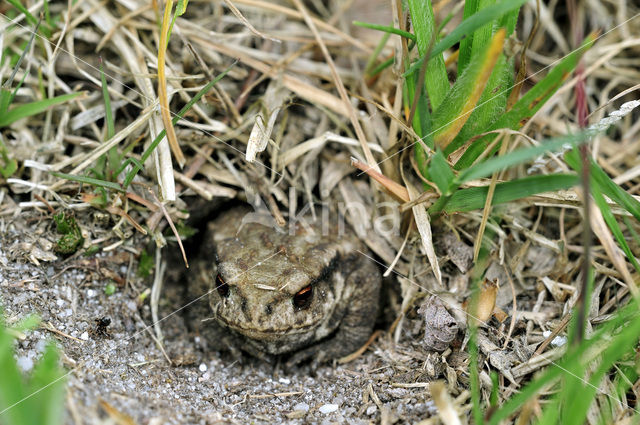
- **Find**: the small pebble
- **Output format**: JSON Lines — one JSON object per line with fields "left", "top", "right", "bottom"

{"left": 199, "top": 363, "right": 208, "bottom": 372}
{"left": 293, "top": 402, "right": 309, "bottom": 412}
{"left": 80, "top": 331, "right": 89, "bottom": 341}
{"left": 319, "top": 404, "right": 339, "bottom": 414}
{"left": 279, "top": 378, "right": 290, "bottom": 385}
{"left": 17, "top": 356, "right": 34, "bottom": 372}
{"left": 542, "top": 330, "right": 567, "bottom": 347}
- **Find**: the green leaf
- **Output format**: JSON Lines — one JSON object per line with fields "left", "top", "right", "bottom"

{"left": 453, "top": 34, "right": 595, "bottom": 166}
{"left": 100, "top": 60, "right": 115, "bottom": 140}
{"left": 428, "top": 150, "right": 455, "bottom": 193}
{"left": 442, "top": 174, "right": 579, "bottom": 212}
{"left": 13, "top": 314, "right": 40, "bottom": 332}
{"left": 137, "top": 250, "right": 154, "bottom": 278}
{"left": 104, "top": 283, "right": 116, "bottom": 295}
{"left": 0, "top": 92, "right": 83, "bottom": 128}
{"left": 431, "top": 28, "right": 506, "bottom": 150}
{"left": 0, "top": 144, "right": 18, "bottom": 178}
{"left": 404, "top": 0, "right": 527, "bottom": 78}
{"left": 407, "top": 0, "right": 448, "bottom": 110}
{"left": 53, "top": 211, "right": 84, "bottom": 255}
{"left": 2, "top": 17, "right": 42, "bottom": 115}
{"left": 445, "top": 50, "right": 512, "bottom": 154}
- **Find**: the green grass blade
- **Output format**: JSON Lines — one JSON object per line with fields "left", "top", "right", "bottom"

{"left": 458, "top": 132, "right": 588, "bottom": 183}
{"left": 0, "top": 316, "right": 32, "bottom": 425}
{"left": 99, "top": 59, "right": 121, "bottom": 180}
{"left": 364, "top": 32, "right": 391, "bottom": 76}
{"left": 0, "top": 137, "right": 19, "bottom": 178}
{"left": 559, "top": 349, "right": 588, "bottom": 425}
{"left": 51, "top": 172, "right": 125, "bottom": 192}
{"left": 369, "top": 56, "right": 394, "bottom": 77}
{"left": 536, "top": 397, "right": 562, "bottom": 425}
{"left": 405, "top": 0, "right": 527, "bottom": 78}
{"left": 352, "top": 21, "right": 416, "bottom": 42}
{"left": 442, "top": 174, "right": 579, "bottom": 213}
{"left": 100, "top": 60, "right": 115, "bottom": 140}
{"left": 445, "top": 55, "right": 512, "bottom": 154}
{"left": 457, "top": 0, "right": 480, "bottom": 76}
{"left": 113, "top": 157, "right": 144, "bottom": 180}
{"left": 5, "top": 0, "right": 38, "bottom": 26}
{"left": 561, "top": 311, "right": 640, "bottom": 425}
{"left": 407, "top": 0, "right": 448, "bottom": 110}
{"left": 123, "top": 61, "right": 236, "bottom": 188}
{"left": 567, "top": 152, "right": 640, "bottom": 222}
{"left": 2, "top": 17, "right": 41, "bottom": 114}
{"left": 469, "top": 322, "right": 484, "bottom": 424}
{"left": 0, "top": 92, "right": 82, "bottom": 128}
{"left": 488, "top": 301, "right": 640, "bottom": 425}
{"left": 591, "top": 184, "right": 640, "bottom": 273}
{"left": 428, "top": 150, "right": 455, "bottom": 193}
{"left": 453, "top": 33, "right": 596, "bottom": 166}
{"left": 28, "top": 344, "right": 66, "bottom": 425}
{"left": 565, "top": 149, "right": 640, "bottom": 270}
{"left": 469, "top": 0, "right": 498, "bottom": 69}
{"left": 498, "top": 1, "right": 520, "bottom": 36}
{"left": 431, "top": 29, "right": 505, "bottom": 149}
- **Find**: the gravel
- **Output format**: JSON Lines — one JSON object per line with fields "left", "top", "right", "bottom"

{"left": 0, "top": 221, "right": 435, "bottom": 424}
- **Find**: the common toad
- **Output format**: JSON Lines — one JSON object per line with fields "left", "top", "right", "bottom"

{"left": 188, "top": 206, "right": 381, "bottom": 365}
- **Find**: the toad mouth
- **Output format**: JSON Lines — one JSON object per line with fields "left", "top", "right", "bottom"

{"left": 215, "top": 312, "right": 319, "bottom": 337}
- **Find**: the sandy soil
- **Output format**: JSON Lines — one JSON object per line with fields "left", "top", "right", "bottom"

{"left": 1, "top": 212, "right": 440, "bottom": 424}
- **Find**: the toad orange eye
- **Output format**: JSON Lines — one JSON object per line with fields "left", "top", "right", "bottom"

{"left": 216, "top": 273, "right": 229, "bottom": 298}
{"left": 293, "top": 285, "right": 313, "bottom": 309}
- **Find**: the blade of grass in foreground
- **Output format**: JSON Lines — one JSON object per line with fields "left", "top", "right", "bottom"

{"left": 0, "top": 92, "right": 83, "bottom": 128}
{"left": 27, "top": 344, "right": 65, "bottom": 425}
{"left": 487, "top": 300, "right": 640, "bottom": 425}
{"left": 5, "top": 0, "right": 38, "bottom": 25}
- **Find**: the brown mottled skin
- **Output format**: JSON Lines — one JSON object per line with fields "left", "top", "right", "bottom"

{"left": 188, "top": 206, "right": 381, "bottom": 365}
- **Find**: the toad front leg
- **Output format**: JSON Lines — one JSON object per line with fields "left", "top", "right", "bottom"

{"left": 286, "top": 257, "right": 381, "bottom": 367}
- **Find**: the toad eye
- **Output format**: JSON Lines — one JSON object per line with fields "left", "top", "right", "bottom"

{"left": 293, "top": 285, "right": 313, "bottom": 309}
{"left": 215, "top": 273, "right": 230, "bottom": 298}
